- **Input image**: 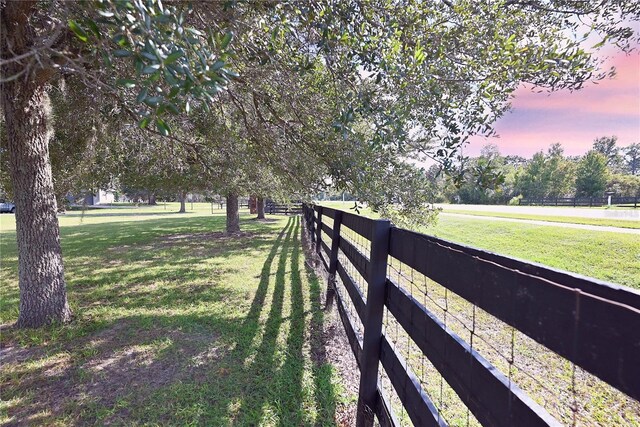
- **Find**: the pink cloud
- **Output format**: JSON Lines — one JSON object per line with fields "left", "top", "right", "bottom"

{"left": 512, "top": 54, "right": 639, "bottom": 116}
{"left": 468, "top": 52, "right": 640, "bottom": 157}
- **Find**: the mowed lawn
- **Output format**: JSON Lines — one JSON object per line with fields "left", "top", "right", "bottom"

{"left": 429, "top": 216, "right": 640, "bottom": 289}
{"left": 0, "top": 205, "right": 346, "bottom": 426}
{"left": 320, "top": 201, "right": 640, "bottom": 289}
{"left": 440, "top": 209, "right": 640, "bottom": 229}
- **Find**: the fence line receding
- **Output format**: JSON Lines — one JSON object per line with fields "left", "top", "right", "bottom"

{"left": 302, "top": 204, "right": 640, "bottom": 427}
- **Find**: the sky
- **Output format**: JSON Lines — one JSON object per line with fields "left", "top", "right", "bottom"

{"left": 467, "top": 51, "right": 640, "bottom": 158}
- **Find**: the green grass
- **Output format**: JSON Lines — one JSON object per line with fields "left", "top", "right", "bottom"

{"left": 428, "top": 216, "right": 640, "bottom": 289}
{"left": 318, "top": 201, "right": 640, "bottom": 289}
{"left": 0, "top": 205, "right": 348, "bottom": 426}
{"left": 440, "top": 209, "right": 640, "bottom": 229}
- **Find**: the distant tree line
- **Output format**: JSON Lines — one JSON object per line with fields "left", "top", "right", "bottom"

{"left": 430, "top": 136, "right": 640, "bottom": 204}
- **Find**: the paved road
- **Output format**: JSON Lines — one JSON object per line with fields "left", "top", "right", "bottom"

{"left": 437, "top": 204, "right": 640, "bottom": 220}
{"left": 442, "top": 212, "right": 640, "bottom": 235}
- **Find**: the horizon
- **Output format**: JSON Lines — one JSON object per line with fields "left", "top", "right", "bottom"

{"left": 467, "top": 50, "right": 640, "bottom": 158}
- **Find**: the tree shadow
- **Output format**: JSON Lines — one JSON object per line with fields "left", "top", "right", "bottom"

{"left": 232, "top": 217, "right": 295, "bottom": 424}
{"left": 306, "top": 236, "right": 339, "bottom": 426}
{"left": 63, "top": 211, "right": 181, "bottom": 218}
{"left": 0, "top": 215, "right": 279, "bottom": 322}
{"left": 1, "top": 215, "right": 339, "bottom": 425}
{"left": 231, "top": 216, "right": 338, "bottom": 426}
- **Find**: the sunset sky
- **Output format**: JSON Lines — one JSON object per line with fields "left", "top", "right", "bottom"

{"left": 467, "top": 50, "right": 640, "bottom": 158}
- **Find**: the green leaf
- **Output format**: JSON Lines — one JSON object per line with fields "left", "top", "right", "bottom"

{"left": 136, "top": 87, "right": 148, "bottom": 103}
{"left": 113, "top": 49, "right": 133, "bottom": 57}
{"left": 102, "top": 52, "right": 112, "bottom": 68}
{"left": 68, "top": 20, "right": 88, "bottom": 42}
{"left": 211, "top": 60, "right": 225, "bottom": 70}
{"left": 144, "top": 96, "right": 161, "bottom": 107}
{"left": 141, "top": 51, "right": 157, "bottom": 61}
{"left": 135, "top": 58, "right": 144, "bottom": 75}
{"left": 113, "top": 34, "right": 128, "bottom": 47}
{"left": 168, "top": 86, "right": 180, "bottom": 98}
{"left": 153, "top": 15, "right": 171, "bottom": 24}
{"left": 164, "top": 51, "right": 183, "bottom": 65}
{"left": 86, "top": 20, "right": 101, "bottom": 38}
{"left": 165, "top": 102, "right": 180, "bottom": 115}
{"left": 186, "top": 27, "right": 204, "bottom": 36}
{"left": 221, "top": 31, "right": 233, "bottom": 49}
{"left": 142, "top": 64, "right": 161, "bottom": 74}
{"left": 222, "top": 68, "right": 239, "bottom": 78}
{"left": 164, "top": 69, "right": 179, "bottom": 86}
{"left": 156, "top": 118, "right": 170, "bottom": 136}
{"left": 116, "top": 79, "right": 136, "bottom": 88}
{"left": 139, "top": 117, "right": 151, "bottom": 129}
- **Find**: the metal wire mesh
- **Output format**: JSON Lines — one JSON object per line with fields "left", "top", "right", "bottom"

{"left": 337, "top": 225, "right": 370, "bottom": 301}
{"left": 383, "top": 256, "right": 640, "bottom": 427}
{"left": 332, "top": 224, "right": 370, "bottom": 351}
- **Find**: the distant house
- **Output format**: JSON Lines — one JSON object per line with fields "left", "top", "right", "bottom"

{"left": 83, "top": 189, "right": 116, "bottom": 205}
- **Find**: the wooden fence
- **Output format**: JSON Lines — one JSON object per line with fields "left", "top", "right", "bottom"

{"left": 519, "top": 196, "right": 638, "bottom": 207}
{"left": 266, "top": 201, "right": 302, "bottom": 215}
{"left": 302, "top": 204, "right": 640, "bottom": 427}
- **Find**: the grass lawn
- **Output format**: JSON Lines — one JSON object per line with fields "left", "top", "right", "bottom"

{"left": 440, "top": 209, "right": 640, "bottom": 229}
{"left": 0, "top": 205, "right": 348, "bottom": 426}
{"left": 319, "top": 201, "right": 640, "bottom": 289}
{"left": 429, "top": 216, "right": 640, "bottom": 289}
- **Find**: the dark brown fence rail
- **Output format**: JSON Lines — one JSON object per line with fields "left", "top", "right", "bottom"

{"left": 266, "top": 202, "right": 302, "bottom": 215}
{"left": 302, "top": 204, "right": 640, "bottom": 427}
{"left": 519, "top": 196, "right": 638, "bottom": 207}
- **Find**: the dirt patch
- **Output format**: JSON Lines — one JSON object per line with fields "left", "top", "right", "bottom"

{"left": 251, "top": 218, "right": 279, "bottom": 223}
{"left": 0, "top": 344, "right": 45, "bottom": 366}
{"left": 107, "top": 231, "right": 260, "bottom": 257}
{"left": 1, "top": 320, "right": 223, "bottom": 426}
{"left": 324, "top": 316, "right": 359, "bottom": 426}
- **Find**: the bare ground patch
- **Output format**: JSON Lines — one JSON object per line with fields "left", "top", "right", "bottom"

{"left": 1, "top": 320, "right": 223, "bottom": 426}
{"left": 107, "top": 231, "right": 261, "bottom": 258}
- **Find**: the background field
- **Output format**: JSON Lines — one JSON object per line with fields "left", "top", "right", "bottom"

{"left": 319, "top": 201, "right": 640, "bottom": 289}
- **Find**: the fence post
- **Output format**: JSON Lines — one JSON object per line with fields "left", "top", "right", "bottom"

{"left": 356, "top": 219, "right": 391, "bottom": 427}
{"left": 303, "top": 205, "right": 310, "bottom": 234}
{"left": 310, "top": 206, "right": 317, "bottom": 243}
{"left": 326, "top": 210, "right": 343, "bottom": 308}
{"left": 315, "top": 206, "right": 323, "bottom": 256}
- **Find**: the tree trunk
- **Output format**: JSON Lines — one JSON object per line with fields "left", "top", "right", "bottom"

{"left": 178, "top": 191, "right": 186, "bottom": 213}
{"left": 226, "top": 193, "right": 240, "bottom": 233}
{"left": 257, "top": 197, "right": 266, "bottom": 219}
{"left": 1, "top": 2, "right": 71, "bottom": 327}
{"left": 148, "top": 193, "right": 157, "bottom": 205}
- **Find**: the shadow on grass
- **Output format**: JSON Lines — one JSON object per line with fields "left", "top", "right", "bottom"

{"left": 0, "top": 215, "right": 277, "bottom": 320}
{"left": 1, "top": 215, "right": 339, "bottom": 426}
{"left": 63, "top": 211, "right": 181, "bottom": 218}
